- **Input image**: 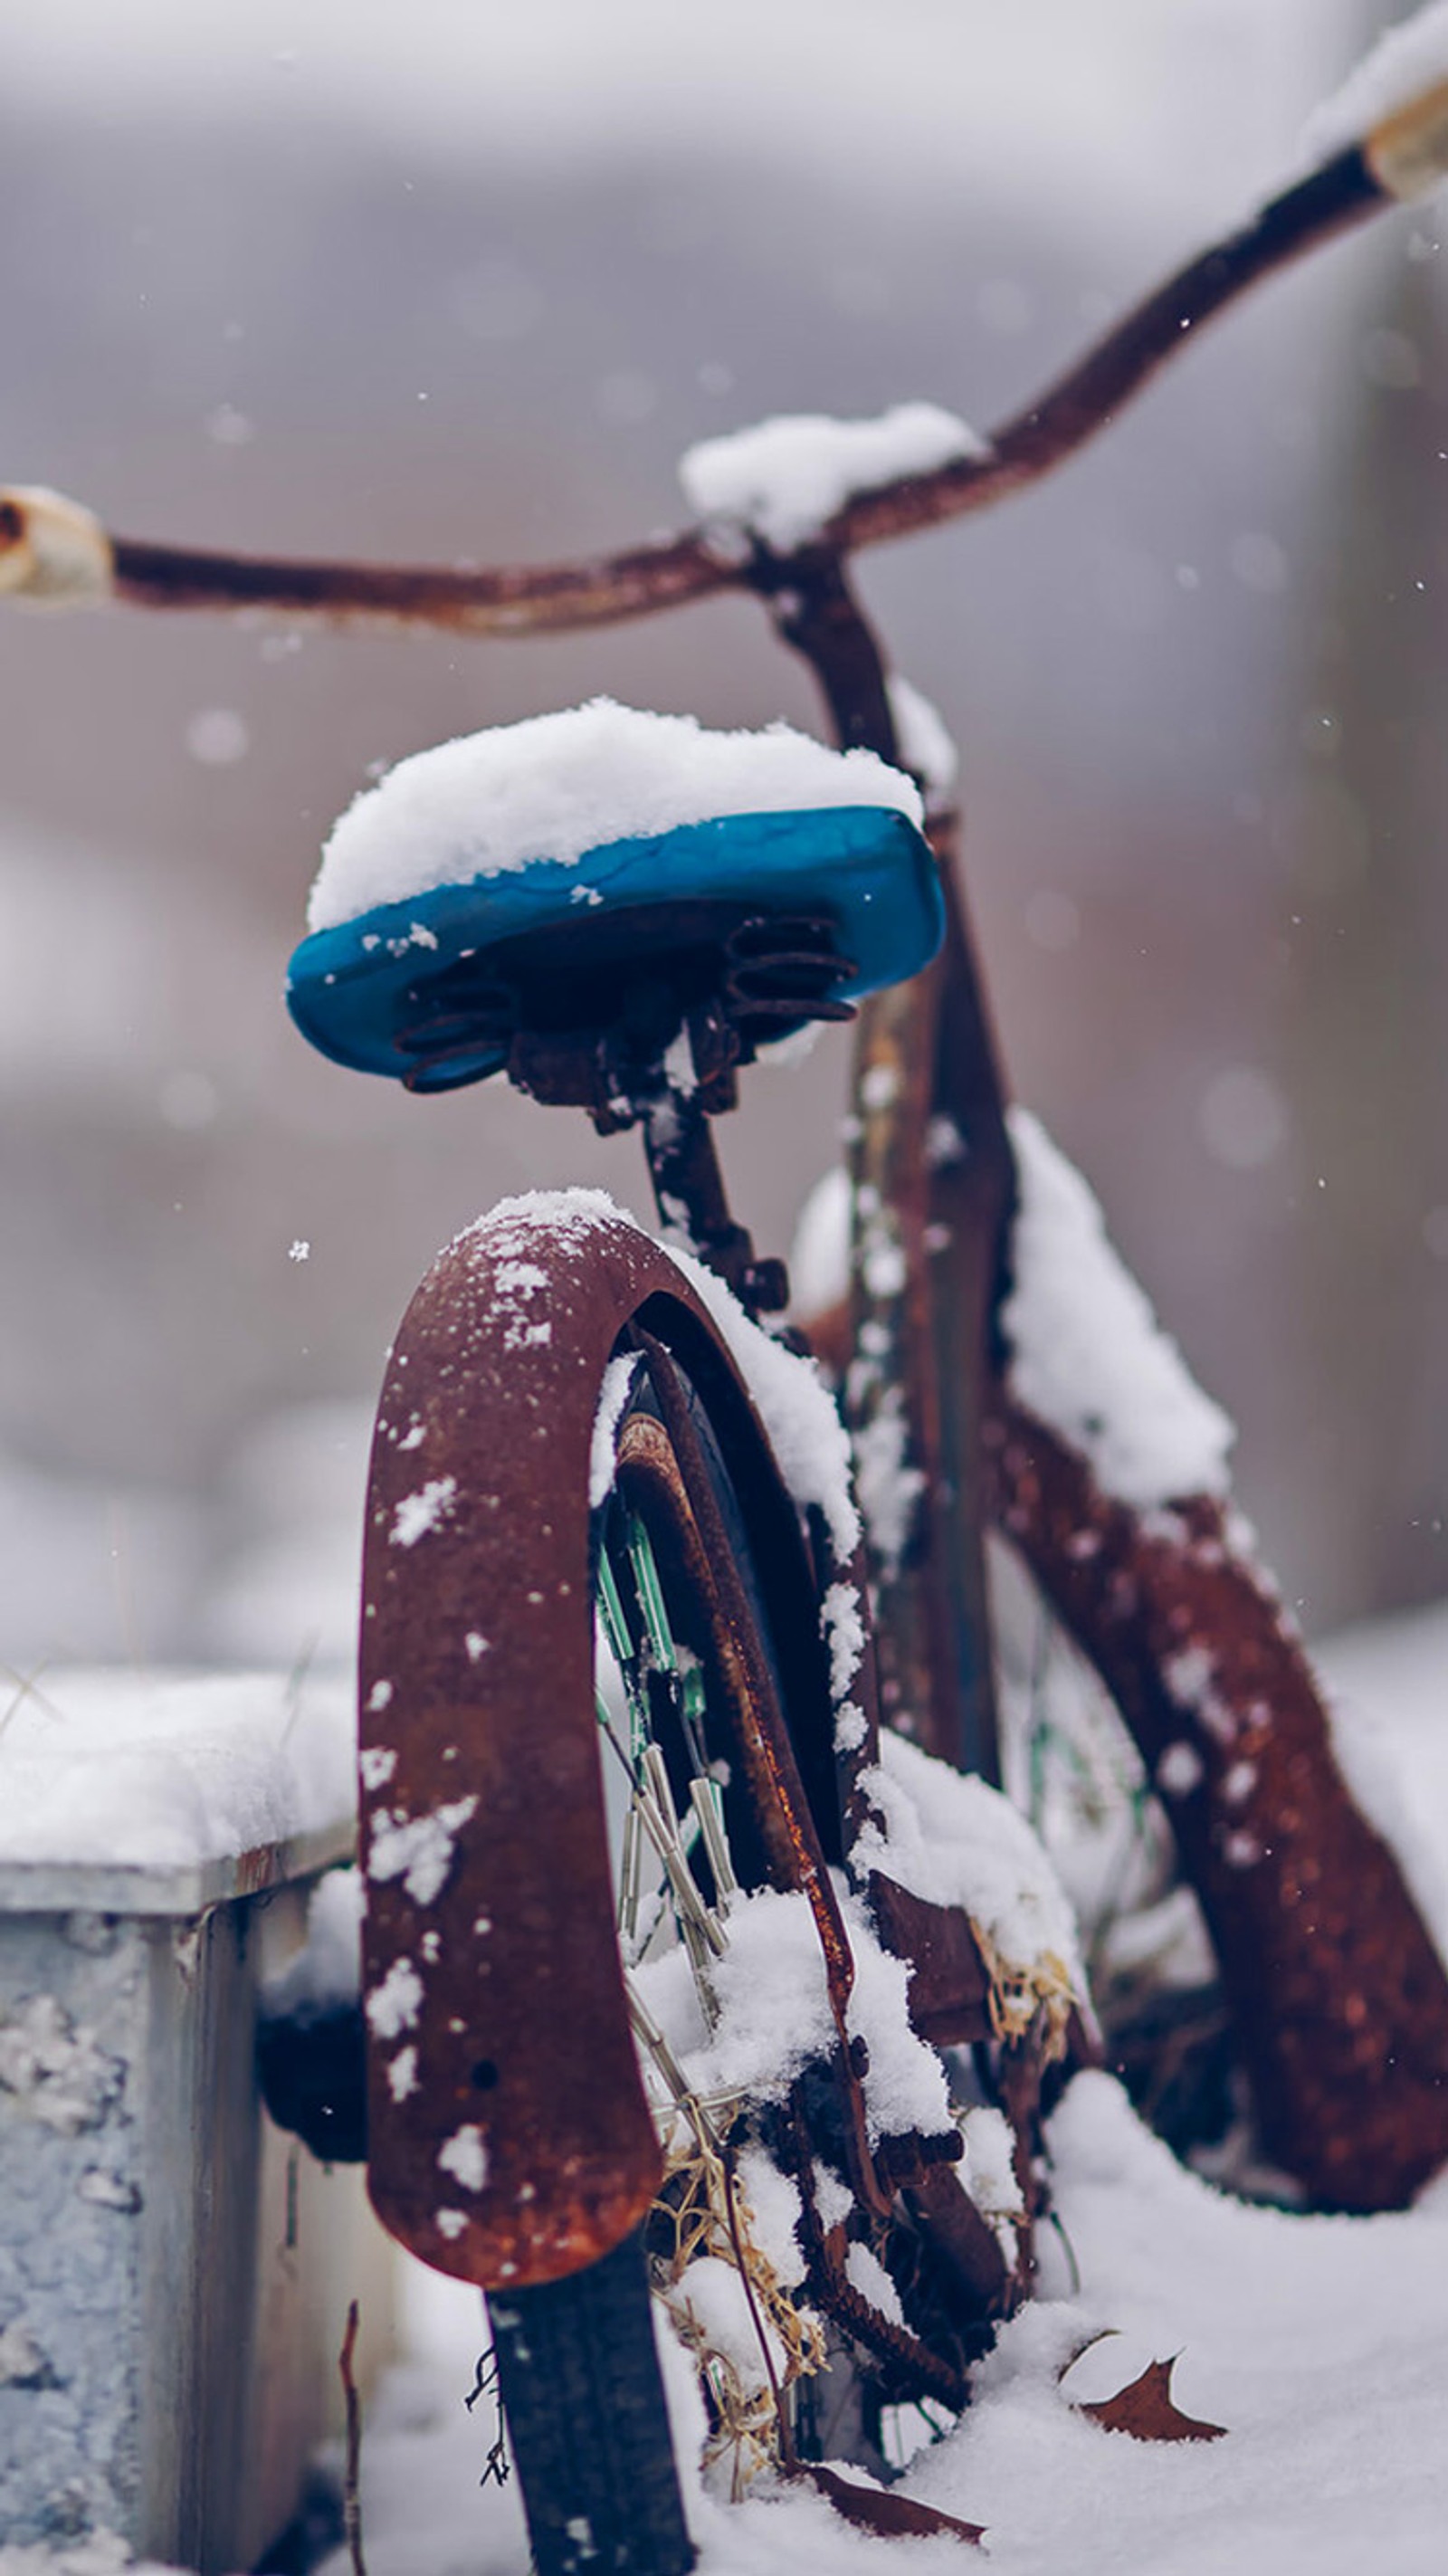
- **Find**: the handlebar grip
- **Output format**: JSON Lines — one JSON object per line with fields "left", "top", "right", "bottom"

{"left": 0, "top": 486, "right": 113, "bottom": 604}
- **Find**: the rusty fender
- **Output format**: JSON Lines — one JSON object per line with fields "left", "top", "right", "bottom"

{"left": 357, "top": 1201, "right": 843, "bottom": 2289}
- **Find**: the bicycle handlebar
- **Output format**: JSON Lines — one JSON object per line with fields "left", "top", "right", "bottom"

{"left": 3, "top": 86, "right": 1445, "bottom": 634}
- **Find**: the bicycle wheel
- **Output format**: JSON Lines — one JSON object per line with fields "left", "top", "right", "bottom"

{"left": 486, "top": 1321, "right": 851, "bottom": 2561}
{"left": 356, "top": 1207, "right": 852, "bottom": 2572}
{"left": 355, "top": 1203, "right": 1006, "bottom": 2566}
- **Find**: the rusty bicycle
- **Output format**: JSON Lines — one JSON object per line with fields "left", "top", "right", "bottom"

{"left": 7, "top": 34, "right": 1448, "bottom": 2576}
{"left": 286, "top": 703, "right": 1086, "bottom": 2570}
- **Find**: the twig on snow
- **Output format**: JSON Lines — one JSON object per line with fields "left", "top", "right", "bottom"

{"left": 339, "top": 2299, "right": 367, "bottom": 2576}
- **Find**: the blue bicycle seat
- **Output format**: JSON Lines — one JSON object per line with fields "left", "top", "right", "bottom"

{"left": 287, "top": 804, "right": 942, "bottom": 1092}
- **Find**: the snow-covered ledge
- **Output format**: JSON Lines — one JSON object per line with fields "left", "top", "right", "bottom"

{"left": 0, "top": 1668, "right": 377, "bottom": 2573}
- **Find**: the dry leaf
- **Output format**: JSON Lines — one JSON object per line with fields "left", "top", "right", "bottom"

{"left": 797, "top": 2461, "right": 986, "bottom": 2545}
{"left": 1056, "top": 2325, "right": 1122, "bottom": 2381}
{"left": 1079, "top": 2353, "right": 1226, "bottom": 2444}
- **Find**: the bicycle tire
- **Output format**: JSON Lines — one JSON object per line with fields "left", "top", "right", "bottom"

{"left": 487, "top": 2225, "right": 693, "bottom": 2576}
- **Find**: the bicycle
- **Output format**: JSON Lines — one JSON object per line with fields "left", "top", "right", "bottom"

{"left": 8, "top": 26, "right": 1448, "bottom": 2574}
{"left": 292, "top": 717, "right": 1070, "bottom": 2566}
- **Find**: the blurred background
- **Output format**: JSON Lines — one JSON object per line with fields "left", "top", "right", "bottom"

{"left": 0, "top": 0, "right": 1443, "bottom": 1679}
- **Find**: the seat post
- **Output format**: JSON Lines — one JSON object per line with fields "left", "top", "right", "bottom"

{"left": 640, "top": 1046, "right": 789, "bottom": 1321}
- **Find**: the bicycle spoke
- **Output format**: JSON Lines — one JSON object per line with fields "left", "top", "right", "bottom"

{"left": 690, "top": 1773, "right": 738, "bottom": 1907}
{"left": 627, "top": 1516, "right": 676, "bottom": 1671}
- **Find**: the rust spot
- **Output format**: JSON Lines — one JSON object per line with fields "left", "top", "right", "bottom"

{"left": 234, "top": 1843, "right": 280, "bottom": 1896}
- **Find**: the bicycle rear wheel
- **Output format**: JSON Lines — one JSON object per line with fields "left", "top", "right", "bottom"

{"left": 486, "top": 1321, "right": 851, "bottom": 2563}
{"left": 357, "top": 1205, "right": 851, "bottom": 2573}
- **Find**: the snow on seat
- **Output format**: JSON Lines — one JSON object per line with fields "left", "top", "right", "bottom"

{"left": 287, "top": 699, "right": 943, "bottom": 1091}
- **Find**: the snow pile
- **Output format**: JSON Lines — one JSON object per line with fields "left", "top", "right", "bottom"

{"left": 589, "top": 1350, "right": 639, "bottom": 1507}
{"left": 0, "top": 1667, "right": 354, "bottom": 1872}
{"left": 387, "top": 1476, "right": 457, "bottom": 1549}
{"left": 368, "top": 1793, "right": 478, "bottom": 1909}
{"left": 957, "top": 2104, "right": 1025, "bottom": 2256}
{"left": 1002, "top": 1108, "right": 1235, "bottom": 1507}
{"left": 630, "top": 1880, "right": 950, "bottom": 2149}
{"left": 461, "top": 1182, "right": 622, "bottom": 1259}
{"left": 851, "top": 1381, "right": 925, "bottom": 1577}
{"left": 667, "top": 2252, "right": 789, "bottom": 2402}
{"left": 906, "top": 2070, "right": 1448, "bottom": 2573}
{"left": 840, "top": 1886, "right": 954, "bottom": 2142}
{"left": 733, "top": 2143, "right": 809, "bottom": 2293}
{"left": 630, "top": 1895, "right": 824, "bottom": 2114}
{"left": 260, "top": 1864, "right": 364, "bottom": 2022}
{"left": 853, "top": 1731, "right": 1086, "bottom": 2042}
{"left": 1303, "top": 1, "right": 1448, "bottom": 181}
{"left": 820, "top": 1575, "right": 869, "bottom": 1754}
{"left": 327, "top": 2063, "right": 1448, "bottom": 2576}
{"left": 308, "top": 700, "right": 921, "bottom": 931}
{"left": 679, "top": 405, "right": 986, "bottom": 553}
{"left": 664, "top": 1241, "right": 861, "bottom": 1561}
{"left": 791, "top": 1119, "right": 1236, "bottom": 1517}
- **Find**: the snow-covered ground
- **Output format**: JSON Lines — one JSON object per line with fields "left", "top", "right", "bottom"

{"left": 329, "top": 2067, "right": 1448, "bottom": 2576}
{"left": 324, "top": 1598, "right": 1448, "bottom": 2576}
{"left": 0, "top": 1595, "right": 1442, "bottom": 2574}
{"left": 5, "top": 1220, "right": 1443, "bottom": 2574}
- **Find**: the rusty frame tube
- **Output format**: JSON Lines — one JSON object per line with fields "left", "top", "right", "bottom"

{"left": 986, "top": 1391, "right": 1448, "bottom": 2209}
